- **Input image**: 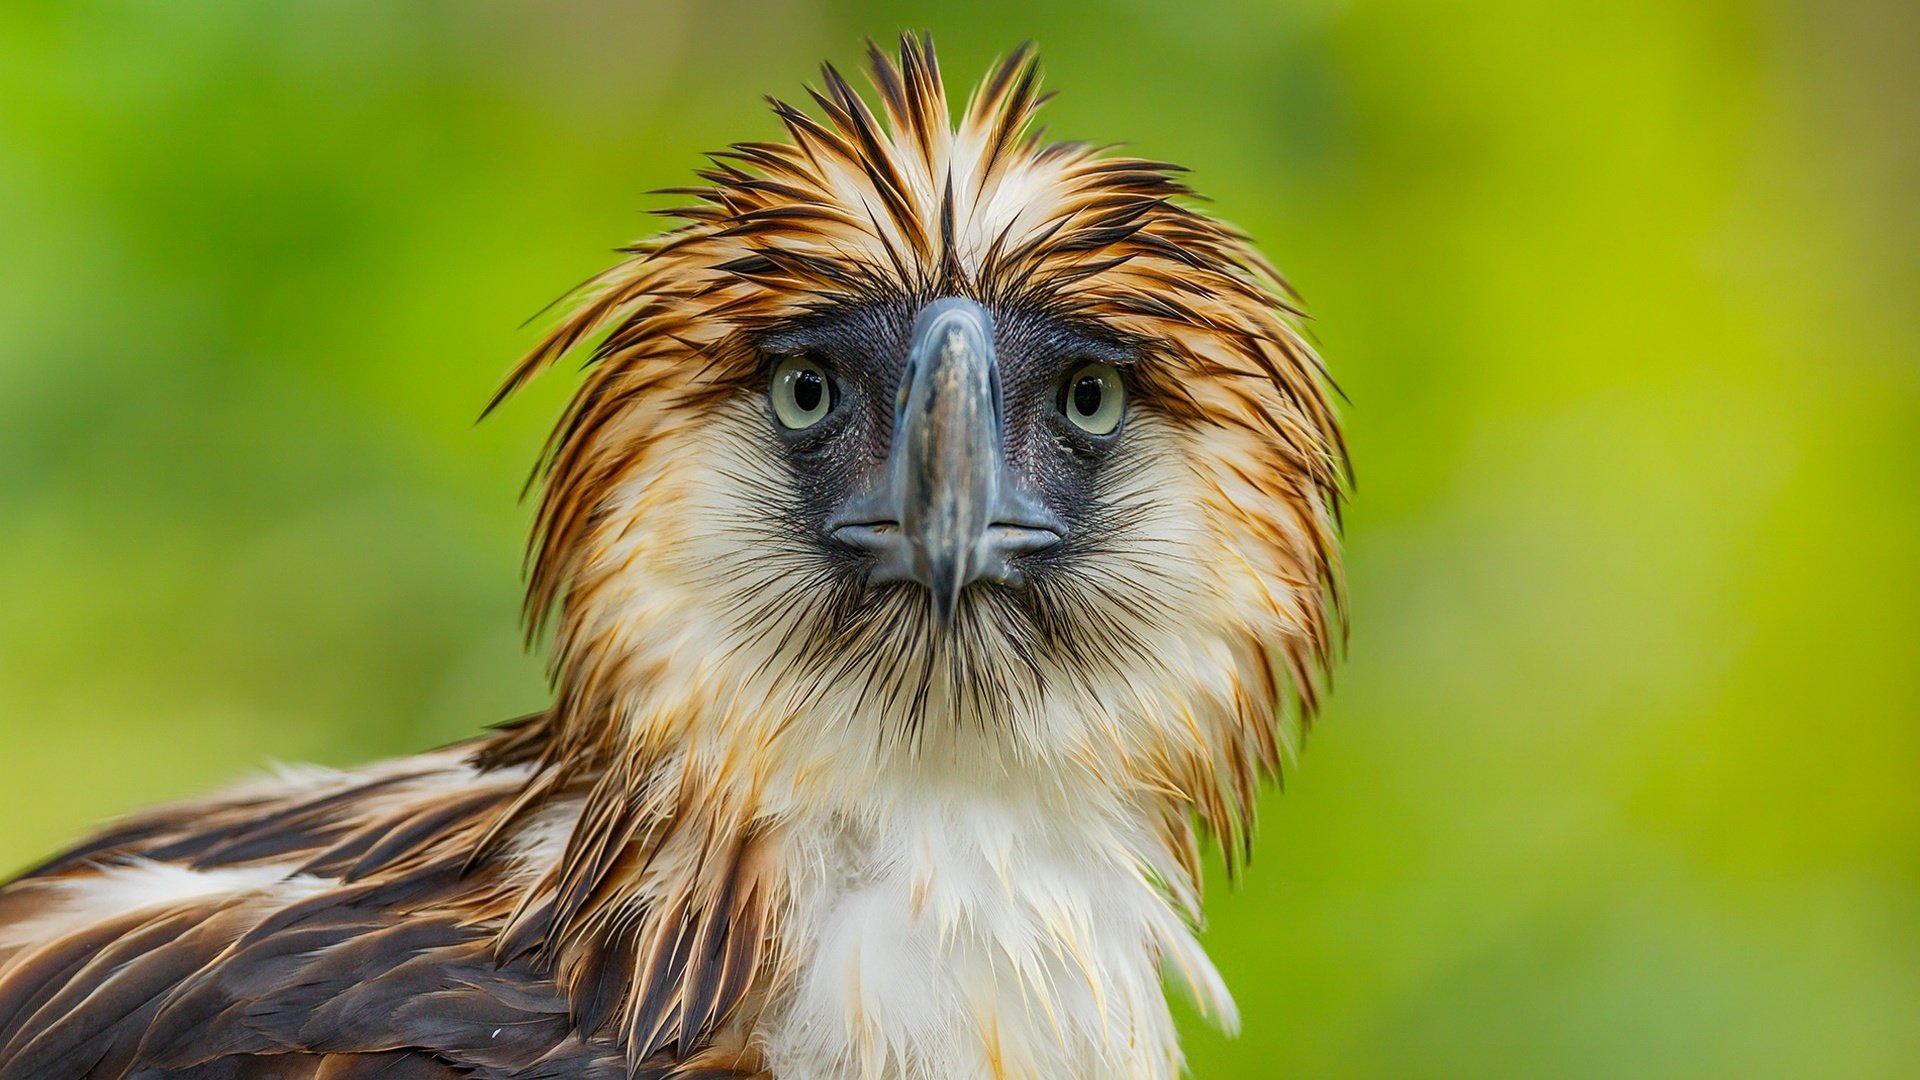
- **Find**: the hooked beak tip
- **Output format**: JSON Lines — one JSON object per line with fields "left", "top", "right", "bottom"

{"left": 926, "top": 552, "right": 971, "bottom": 627}
{"left": 931, "top": 587, "right": 959, "bottom": 628}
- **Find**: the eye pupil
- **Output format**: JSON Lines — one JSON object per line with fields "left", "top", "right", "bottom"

{"left": 1060, "top": 362, "right": 1125, "bottom": 436}
{"left": 1072, "top": 376, "right": 1103, "bottom": 418}
{"left": 794, "top": 369, "right": 823, "bottom": 412}
{"left": 771, "top": 356, "right": 834, "bottom": 430}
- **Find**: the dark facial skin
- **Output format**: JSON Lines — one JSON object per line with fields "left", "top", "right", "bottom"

{"left": 756, "top": 298, "right": 1136, "bottom": 601}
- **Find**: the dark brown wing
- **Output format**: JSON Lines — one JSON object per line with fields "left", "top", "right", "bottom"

{"left": 0, "top": 875, "right": 630, "bottom": 1079}
{"left": 0, "top": 756, "right": 767, "bottom": 1080}
{"left": 143, "top": 1053, "right": 466, "bottom": 1079}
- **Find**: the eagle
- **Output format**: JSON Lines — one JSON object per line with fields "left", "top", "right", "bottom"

{"left": 0, "top": 36, "right": 1345, "bottom": 1080}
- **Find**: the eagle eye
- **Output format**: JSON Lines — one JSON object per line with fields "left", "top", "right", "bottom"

{"left": 1061, "top": 362, "right": 1125, "bottom": 436}
{"left": 771, "top": 355, "right": 835, "bottom": 430}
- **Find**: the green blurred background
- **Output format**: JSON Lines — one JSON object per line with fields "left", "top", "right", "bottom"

{"left": 2, "top": 1, "right": 1915, "bottom": 1075}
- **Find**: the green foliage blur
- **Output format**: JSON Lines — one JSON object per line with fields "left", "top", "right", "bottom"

{"left": 2, "top": 1, "right": 1914, "bottom": 1075}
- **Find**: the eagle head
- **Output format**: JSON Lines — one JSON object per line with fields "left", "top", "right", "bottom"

{"left": 491, "top": 36, "right": 1344, "bottom": 850}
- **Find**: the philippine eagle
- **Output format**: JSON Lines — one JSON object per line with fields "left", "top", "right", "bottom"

{"left": 0, "top": 36, "right": 1345, "bottom": 1080}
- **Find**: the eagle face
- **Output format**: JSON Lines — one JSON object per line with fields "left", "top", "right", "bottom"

{"left": 736, "top": 293, "right": 1174, "bottom": 726}
{"left": 765, "top": 295, "right": 1125, "bottom": 615}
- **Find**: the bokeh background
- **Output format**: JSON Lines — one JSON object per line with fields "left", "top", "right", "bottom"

{"left": 2, "top": 1, "right": 1915, "bottom": 1075}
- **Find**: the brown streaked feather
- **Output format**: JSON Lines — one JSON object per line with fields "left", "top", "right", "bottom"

{"left": 0, "top": 747, "right": 767, "bottom": 1080}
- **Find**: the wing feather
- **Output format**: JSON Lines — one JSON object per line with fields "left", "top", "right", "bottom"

{"left": 0, "top": 751, "right": 766, "bottom": 1079}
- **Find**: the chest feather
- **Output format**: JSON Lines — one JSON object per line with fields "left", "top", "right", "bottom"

{"left": 755, "top": 791, "right": 1220, "bottom": 1080}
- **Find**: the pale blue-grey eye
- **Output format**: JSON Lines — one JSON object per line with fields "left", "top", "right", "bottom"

{"left": 1061, "top": 362, "right": 1125, "bottom": 436}
{"left": 772, "top": 355, "right": 833, "bottom": 429}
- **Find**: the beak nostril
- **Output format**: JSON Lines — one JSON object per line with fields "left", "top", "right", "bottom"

{"left": 984, "top": 523, "right": 1063, "bottom": 554}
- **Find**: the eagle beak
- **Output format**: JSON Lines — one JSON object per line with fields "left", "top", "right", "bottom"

{"left": 830, "top": 297, "right": 1063, "bottom": 625}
